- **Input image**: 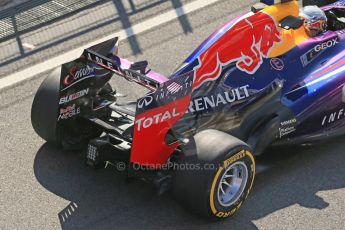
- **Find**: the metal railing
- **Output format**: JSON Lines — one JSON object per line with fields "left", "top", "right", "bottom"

{"left": 0, "top": 0, "right": 192, "bottom": 75}
{"left": 0, "top": 0, "right": 110, "bottom": 42}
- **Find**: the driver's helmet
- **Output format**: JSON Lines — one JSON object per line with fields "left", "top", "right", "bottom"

{"left": 300, "top": 5, "right": 328, "bottom": 37}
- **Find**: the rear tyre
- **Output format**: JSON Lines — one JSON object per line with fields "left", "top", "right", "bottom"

{"left": 173, "top": 130, "right": 255, "bottom": 219}
{"left": 31, "top": 67, "right": 113, "bottom": 149}
{"left": 31, "top": 67, "right": 61, "bottom": 145}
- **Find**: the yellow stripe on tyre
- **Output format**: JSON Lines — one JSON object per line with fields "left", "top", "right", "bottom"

{"left": 209, "top": 149, "right": 256, "bottom": 217}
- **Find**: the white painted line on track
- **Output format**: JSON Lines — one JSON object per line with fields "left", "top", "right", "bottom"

{"left": 0, "top": 0, "right": 221, "bottom": 90}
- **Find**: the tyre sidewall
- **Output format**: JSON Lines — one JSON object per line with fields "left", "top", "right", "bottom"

{"left": 208, "top": 147, "right": 255, "bottom": 219}
{"left": 172, "top": 130, "right": 256, "bottom": 219}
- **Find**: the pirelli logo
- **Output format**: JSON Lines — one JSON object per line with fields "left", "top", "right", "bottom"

{"left": 223, "top": 150, "right": 246, "bottom": 168}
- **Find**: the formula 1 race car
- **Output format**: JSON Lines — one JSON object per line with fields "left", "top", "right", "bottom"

{"left": 31, "top": 0, "right": 345, "bottom": 219}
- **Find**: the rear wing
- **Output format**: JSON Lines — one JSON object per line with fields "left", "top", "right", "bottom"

{"left": 81, "top": 38, "right": 167, "bottom": 90}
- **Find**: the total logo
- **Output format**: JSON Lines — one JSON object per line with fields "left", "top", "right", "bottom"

{"left": 64, "top": 65, "right": 94, "bottom": 86}
{"left": 135, "top": 108, "right": 180, "bottom": 131}
{"left": 59, "top": 88, "right": 89, "bottom": 105}
{"left": 58, "top": 104, "right": 81, "bottom": 121}
{"left": 187, "top": 85, "right": 250, "bottom": 113}
{"left": 314, "top": 37, "right": 339, "bottom": 52}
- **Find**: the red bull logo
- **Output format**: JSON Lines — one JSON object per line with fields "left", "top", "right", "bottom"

{"left": 193, "top": 12, "right": 282, "bottom": 89}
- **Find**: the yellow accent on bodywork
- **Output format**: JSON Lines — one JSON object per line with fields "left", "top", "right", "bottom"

{"left": 263, "top": 0, "right": 299, "bottom": 22}
{"left": 262, "top": 0, "right": 310, "bottom": 57}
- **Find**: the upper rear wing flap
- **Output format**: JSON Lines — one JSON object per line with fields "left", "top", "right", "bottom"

{"left": 82, "top": 37, "right": 165, "bottom": 90}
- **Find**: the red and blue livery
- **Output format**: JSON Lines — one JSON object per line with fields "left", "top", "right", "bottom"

{"left": 31, "top": 0, "right": 345, "bottom": 219}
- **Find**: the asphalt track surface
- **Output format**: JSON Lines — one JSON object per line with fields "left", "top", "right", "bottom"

{"left": 1, "top": 0, "right": 345, "bottom": 229}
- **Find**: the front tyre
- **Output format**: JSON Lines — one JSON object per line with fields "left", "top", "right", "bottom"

{"left": 173, "top": 130, "right": 255, "bottom": 219}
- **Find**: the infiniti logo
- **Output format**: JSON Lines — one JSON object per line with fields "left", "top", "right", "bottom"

{"left": 138, "top": 95, "right": 154, "bottom": 109}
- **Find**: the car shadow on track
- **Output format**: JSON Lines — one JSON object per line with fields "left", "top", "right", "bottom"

{"left": 33, "top": 137, "right": 345, "bottom": 230}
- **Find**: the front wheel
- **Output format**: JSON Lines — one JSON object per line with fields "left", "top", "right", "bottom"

{"left": 172, "top": 130, "right": 256, "bottom": 219}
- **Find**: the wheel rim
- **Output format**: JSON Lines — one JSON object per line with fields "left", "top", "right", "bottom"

{"left": 217, "top": 161, "right": 248, "bottom": 207}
